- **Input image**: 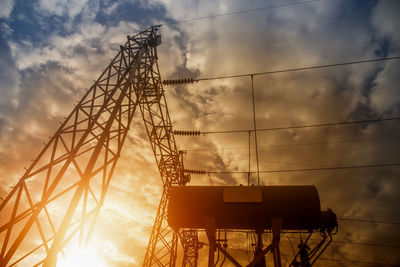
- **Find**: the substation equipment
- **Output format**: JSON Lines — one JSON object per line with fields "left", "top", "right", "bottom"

{"left": 0, "top": 26, "right": 337, "bottom": 267}
{"left": 169, "top": 186, "right": 337, "bottom": 267}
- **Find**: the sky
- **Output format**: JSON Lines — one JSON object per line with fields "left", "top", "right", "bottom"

{"left": 0, "top": 0, "right": 400, "bottom": 266}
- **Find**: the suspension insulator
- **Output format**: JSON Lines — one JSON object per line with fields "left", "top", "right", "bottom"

{"left": 162, "top": 78, "right": 197, "bottom": 85}
{"left": 184, "top": 169, "right": 206, "bottom": 175}
{"left": 174, "top": 130, "right": 201, "bottom": 136}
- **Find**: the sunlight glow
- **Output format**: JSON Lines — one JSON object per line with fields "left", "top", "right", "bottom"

{"left": 57, "top": 244, "right": 108, "bottom": 267}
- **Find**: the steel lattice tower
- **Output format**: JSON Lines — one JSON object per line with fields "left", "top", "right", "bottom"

{"left": 0, "top": 26, "right": 199, "bottom": 267}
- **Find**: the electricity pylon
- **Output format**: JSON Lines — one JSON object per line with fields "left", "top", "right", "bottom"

{"left": 0, "top": 26, "right": 198, "bottom": 267}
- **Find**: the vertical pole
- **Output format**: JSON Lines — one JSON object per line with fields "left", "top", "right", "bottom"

{"left": 271, "top": 218, "right": 283, "bottom": 267}
{"left": 208, "top": 243, "right": 215, "bottom": 267}
{"left": 248, "top": 130, "right": 251, "bottom": 185}
{"left": 205, "top": 218, "right": 216, "bottom": 267}
{"left": 254, "top": 229, "right": 266, "bottom": 267}
{"left": 251, "top": 75, "right": 260, "bottom": 185}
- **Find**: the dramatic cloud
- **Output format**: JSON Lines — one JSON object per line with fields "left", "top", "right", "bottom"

{"left": 0, "top": 0, "right": 399, "bottom": 266}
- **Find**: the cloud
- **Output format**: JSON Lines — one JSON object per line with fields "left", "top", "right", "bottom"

{"left": 372, "top": 0, "right": 400, "bottom": 48}
{"left": 369, "top": 0, "right": 400, "bottom": 113}
{"left": 1, "top": 0, "right": 400, "bottom": 266}
{"left": 0, "top": 0, "right": 14, "bottom": 19}
{"left": 37, "top": 0, "right": 89, "bottom": 18}
{"left": 103, "top": 1, "right": 121, "bottom": 15}
{"left": 0, "top": 38, "right": 19, "bottom": 109}
{"left": 370, "top": 60, "right": 400, "bottom": 113}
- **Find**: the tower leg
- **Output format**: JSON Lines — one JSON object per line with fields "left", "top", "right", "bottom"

{"left": 205, "top": 218, "right": 216, "bottom": 267}
{"left": 254, "top": 229, "right": 266, "bottom": 267}
{"left": 271, "top": 218, "right": 283, "bottom": 267}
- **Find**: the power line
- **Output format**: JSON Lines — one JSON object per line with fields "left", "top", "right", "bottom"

{"left": 200, "top": 229, "right": 400, "bottom": 251}
{"left": 185, "top": 163, "right": 400, "bottom": 175}
{"left": 282, "top": 236, "right": 400, "bottom": 249}
{"left": 339, "top": 217, "right": 400, "bottom": 225}
{"left": 164, "top": 0, "right": 322, "bottom": 26}
{"left": 183, "top": 136, "right": 400, "bottom": 152}
{"left": 230, "top": 247, "right": 399, "bottom": 266}
{"left": 256, "top": 162, "right": 400, "bottom": 173}
{"left": 192, "top": 117, "right": 400, "bottom": 135}
{"left": 284, "top": 235, "right": 400, "bottom": 249}
{"left": 194, "top": 56, "right": 400, "bottom": 81}
{"left": 316, "top": 256, "right": 399, "bottom": 266}
{"left": 329, "top": 239, "right": 400, "bottom": 249}
{"left": 203, "top": 230, "right": 400, "bottom": 249}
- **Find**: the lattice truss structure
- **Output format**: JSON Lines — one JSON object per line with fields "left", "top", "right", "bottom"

{"left": 180, "top": 230, "right": 202, "bottom": 267}
{"left": 0, "top": 26, "right": 198, "bottom": 267}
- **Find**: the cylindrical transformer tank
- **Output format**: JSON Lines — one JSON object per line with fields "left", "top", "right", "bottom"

{"left": 168, "top": 186, "right": 323, "bottom": 231}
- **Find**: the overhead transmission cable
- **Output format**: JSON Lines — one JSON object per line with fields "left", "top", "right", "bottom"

{"left": 202, "top": 229, "right": 400, "bottom": 248}
{"left": 182, "top": 136, "right": 400, "bottom": 152}
{"left": 163, "top": 56, "right": 400, "bottom": 86}
{"left": 184, "top": 162, "right": 400, "bottom": 175}
{"left": 282, "top": 236, "right": 400, "bottom": 249}
{"left": 316, "top": 256, "right": 399, "bottom": 266}
{"left": 195, "top": 56, "right": 400, "bottom": 81}
{"left": 174, "top": 117, "right": 400, "bottom": 136}
{"left": 167, "top": 52, "right": 400, "bottom": 242}
{"left": 281, "top": 252, "right": 400, "bottom": 266}
{"left": 229, "top": 247, "right": 400, "bottom": 266}
{"left": 164, "top": 0, "right": 322, "bottom": 26}
{"left": 332, "top": 240, "right": 400, "bottom": 249}
{"left": 338, "top": 217, "right": 400, "bottom": 225}
{"left": 181, "top": 119, "right": 400, "bottom": 175}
